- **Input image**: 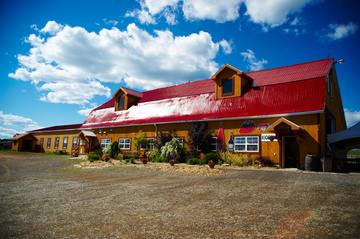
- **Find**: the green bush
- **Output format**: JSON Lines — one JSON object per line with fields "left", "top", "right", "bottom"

{"left": 219, "top": 152, "right": 250, "bottom": 166}
{"left": 187, "top": 157, "right": 203, "bottom": 165}
{"left": 152, "top": 154, "right": 167, "bottom": 163}
{"left": 116, "top": 153, "right": 124, "bottom": 161}
{"left": 88, "top": 152, "right": 101, "bottom": 162}
{"left": 135, "top": 131, "right": 149, "bottom": 150}
{"left": 146, "top": 148, "right": 160, "bottom": 161}
{"left": 204, "top": 152, "right": 221, "bottom": 164}
{"left": 110, "top": 141, "right": 119, "bottom": 158}
{"left": 125, "top": 158, "right": 135, "bottom": 164}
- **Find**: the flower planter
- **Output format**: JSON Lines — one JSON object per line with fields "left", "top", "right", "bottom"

{"left": 169, "top": 159, "right": 176, "bottom": 166}
{"left": 208, "top": 160, "right": 216, "bottom": 169}
{"left": 140, "top": 157, "right": 148, "bottom": 164}
{"left": 101, "top": 154, "right": 110, "bottom": 162}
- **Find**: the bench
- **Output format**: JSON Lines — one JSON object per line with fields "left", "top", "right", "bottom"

{"left": 54, "top": 150, "right": 68, "bottom": 155}
{"left": 122, "top": 151, "right": 139, "bottom": 159}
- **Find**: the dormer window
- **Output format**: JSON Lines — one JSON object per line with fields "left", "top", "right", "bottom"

{"left": 114, "top": 87, "right": 143, "bottom": 111}
{"left": 118, "top": 95, "right": 124, "bottom": 110}
{"left": 222, "top": 78, "right": 234, "bottom": 96}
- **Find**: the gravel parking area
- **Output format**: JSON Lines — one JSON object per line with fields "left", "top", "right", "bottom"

{"left": 1, "top": 151, "right": 360, "bottom": 238}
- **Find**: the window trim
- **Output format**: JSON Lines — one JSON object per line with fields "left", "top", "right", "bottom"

{"left": 222, "top": 78, "right": 234, "bottom": 97}
{"left": 72, "top": 136, "right": 78, "bottom": 148}
{"left": 118, "top": 138, "right": 131, "bottom": 150}
{"left": 62, "top": 136, "right": 68, "bottom": 149}
{"left": 54, "top": 137, "right": 60, "bottom": 149}
{"left": 234, "top": 136, "right": 259, "bottom": 153}
{"left": 47, "top": 138, "right": 51, "bottom": 149}
{"left": 210, "top": 136, "right": 218, "bottom": 152}
{"left": 140, "top": 137, "right": 155, "bottom": 150}
{"left": 79, "top": 138, "right": 86, "bottom": 146}
{"left": 39, "top": 138, "right": 44, "bottom": 147}
{"left": 118, "top": 95, "right": 125, "bottom": 110}
{"left": 100, "top": 138, "right": 112, "bottom": 149}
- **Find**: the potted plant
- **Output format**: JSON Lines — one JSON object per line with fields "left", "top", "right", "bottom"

{"left": 169, "top": 159, "right": 176, "bottom": 166}
{"left": 140, "top": 154, "right": 148, "bottom": 164}
{"left": 204, "top": 152, "right": 220, "bottom": 169}
{"left": 208, "top": 160, "right": 216, "bottom": 169}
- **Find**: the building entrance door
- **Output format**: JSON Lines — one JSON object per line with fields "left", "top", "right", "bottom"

{"left": 283, "top": 136, "right": 299, "bottom": 168}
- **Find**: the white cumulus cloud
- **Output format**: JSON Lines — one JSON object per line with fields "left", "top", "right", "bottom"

{"left": 240, "top": 49, "right": 268, "bottom": 71}
{"left": 9, "top": 21, "right": 230, "bottom": 106}
{"left": 0, "top": 111, "right": 41, "bottom": 138}
{"left": 126, "top": 0, "right": 179, "bottom": 25}
{"left": 244, "top": 0, "right": 313, "bottom": 29}
{"left": 40, "top": 20, "right": 64, "bottom": 34}
{"left": 325, "top": 22, "right": 358, "bottom": 41}
{"left": 127, "top": 0, "right": 316, "bottom": 28}
{"left": 182, "top": 0, "right": 242, "bottom": 23}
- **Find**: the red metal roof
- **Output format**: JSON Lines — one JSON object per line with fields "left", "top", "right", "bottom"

{"left": 33, "top": 58, "right": 333, "bottom": 131}
{"left": 94, "top": 58, "right": 332, "bottom": 110}
{"left": 247, "top": 58, "right": 333, "bottom": 86}
{"left": 30, "top": 123, "right": 82, "bottom": 132}
{"left": 82, "top": 77, "right": 326, "bottom": 128}
{"left": 139, "top": 79, "right": 214, "bottom": 103}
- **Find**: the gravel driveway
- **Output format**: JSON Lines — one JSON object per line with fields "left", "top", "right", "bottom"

{"left": 0, "top": 151, "right": 360, "bottom": 238}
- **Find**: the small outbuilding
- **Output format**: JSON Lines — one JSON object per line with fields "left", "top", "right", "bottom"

{"left": 328, "top": 122, "right": 360, "bottom": 171}
{"left": 12, "top": 133, "right": 37, "bottom": 152}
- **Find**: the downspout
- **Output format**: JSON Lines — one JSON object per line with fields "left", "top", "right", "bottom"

{"left": 154, "top": 124, "right": 158, "bottom": 138}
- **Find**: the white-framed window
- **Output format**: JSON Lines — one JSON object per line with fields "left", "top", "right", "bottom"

{"left": 72, "top": 137, "right": 78, "bottom": 148}
{"left": 80, "top": 139, "right": 86, "bottom": 146}
{"left": 175, "top": 137, "right": 184, "bottom": 147}
{"left": 119, "top": 138, "right": 131, "bottom": 150}
{"left": 47, "top": 138, "right": 51, "bottom": 149}
{"left": 210, "top": 137, "right": 218, "bottom": 152}
{"left": 39, "top": 138, "right": 44, "bottom": 147}
{"left": 62, "top": 137, "right": 68, "bottom": 149}
{"left": 140, "top": 138, "right": 155, "bottom": 150}
{"left": 100, "top": 138, "right": 112, "bottom": 149}
{"left": 234, "top": 136, "right": 259, "bottom": 152}
{"left": 54, "top": 137, "right": 60, "bottom": 149}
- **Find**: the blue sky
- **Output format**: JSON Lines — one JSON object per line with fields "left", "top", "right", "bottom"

{"left": 1, "top": 0, "right": 360, "bottom": 138}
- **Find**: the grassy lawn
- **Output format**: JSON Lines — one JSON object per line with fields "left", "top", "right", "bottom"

{"left": 0, "top": 151, "right": 360, "bottom": 238}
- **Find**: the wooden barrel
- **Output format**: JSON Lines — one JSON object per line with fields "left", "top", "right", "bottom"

{"left": 305, "top": 154, "right": 313, "bottom": 171}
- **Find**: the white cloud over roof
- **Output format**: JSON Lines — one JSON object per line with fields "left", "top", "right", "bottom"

{"left": 0, "top": 111, "right": 41, "bottom": 138}
{"left": 127, "top": 0, "right": 316, "bottom": 28}
{"left": 325, "top": 22, "right": 358, "bottom": 41}
{"left": 9, "top": 21, "right": 231, "bottom": 105}
{"left": 240, "top": 49, "right": 268, "bottom": 71}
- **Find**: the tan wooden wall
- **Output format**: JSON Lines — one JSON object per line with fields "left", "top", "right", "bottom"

{"left": 31, "top": 114, "right": 321, "bottom": 167}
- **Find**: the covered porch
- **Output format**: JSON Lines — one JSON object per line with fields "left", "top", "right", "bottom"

{"left": 72, "top": 130, "right": 98, "bottom": 156}
{"left": 267, "top": 117, "right": 304, "bottom": 168}
{"left": 12, "top": 133, "right": 37, "bottom": 152}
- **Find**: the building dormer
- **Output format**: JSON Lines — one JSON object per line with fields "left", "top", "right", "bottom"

{"left": 114, "top": 87, "right": 142, "bottom": 111}
{"left": 211, "top": 64, "right": 253, "bottom": 99}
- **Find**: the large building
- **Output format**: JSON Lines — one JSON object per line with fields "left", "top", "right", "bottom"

{"left": 12, "top": 58, "right": 346, "bottom": 168}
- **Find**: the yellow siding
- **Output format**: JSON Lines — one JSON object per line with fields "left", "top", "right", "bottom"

{"left": 32, "top": 114, "right": 320, "bottom": 167}
{"left": 325, "top": 67, "right": 346, "bottom": 131}
{"left": 29, "top": 113, "right": 328, "bottom": 168}
{"left": 33, "top": 131, "right": 79, "bottom": 154}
